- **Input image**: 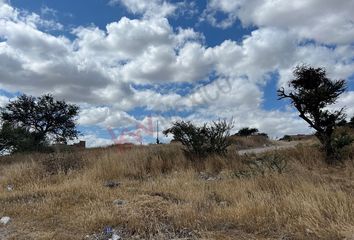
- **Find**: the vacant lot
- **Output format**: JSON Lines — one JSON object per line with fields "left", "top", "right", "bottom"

{"left": 0, "top": 142, "right": 354, "bottom": 240}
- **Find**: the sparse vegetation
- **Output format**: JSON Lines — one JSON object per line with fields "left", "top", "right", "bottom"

{"left": 0, "top": 143, "right": 354, "bottom": 239}
{"left": 278, "top": 65, "right": 351, "bottom": 164}
{"left": 1, "top": 67, "right": 353, "bottom": 239}
{"left": 242, "top": 151, "right": 288, "bottom": 176}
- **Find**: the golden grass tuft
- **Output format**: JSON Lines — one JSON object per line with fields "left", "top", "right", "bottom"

{"left": 0, "top": 143, "right": 354, "bottom": 239}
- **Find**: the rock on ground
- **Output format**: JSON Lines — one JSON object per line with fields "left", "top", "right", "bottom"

{"left": 0, "top": 217, "right": 11, "bottom": 225}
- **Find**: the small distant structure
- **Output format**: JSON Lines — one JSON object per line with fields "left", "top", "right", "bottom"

{"left": 73, "top": 141, "right": 86, "bottom": 148}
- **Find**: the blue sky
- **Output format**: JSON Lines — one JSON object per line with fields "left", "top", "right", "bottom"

{"left": 1, "top": 0, "right": 354, "bottom": 146}
{"left": 9, "top": 0, "right": 254, "bottom": 45}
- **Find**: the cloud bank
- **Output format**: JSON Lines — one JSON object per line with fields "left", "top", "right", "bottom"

{"left": 0, "top": 0, "right": 353, "bottom": 146}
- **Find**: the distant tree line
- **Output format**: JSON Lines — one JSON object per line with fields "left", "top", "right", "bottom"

{"left": 235, "top": 127, "right": 269, "bottom": 138}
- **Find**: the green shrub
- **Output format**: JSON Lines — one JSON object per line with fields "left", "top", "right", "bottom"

{"left": 163, "top": 120, "right": 233, "bottom": 159}
{"left": 331, "top": 131, "right": 354, "bottom": 162}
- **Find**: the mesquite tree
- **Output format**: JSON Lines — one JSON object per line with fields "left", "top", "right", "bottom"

{"left": 278, "top": 65, "right": 348, "bottom": 164}
{"left": 0, "top": 94, "right": 79, "bottom": 153}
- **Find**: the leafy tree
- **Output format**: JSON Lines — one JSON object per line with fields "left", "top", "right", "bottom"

{"left": 0, "top": 122, "right": 47, "bottom": 154}
{"left": 337, "top": 118, "right": 348, "bottom": 127}
{"left": 349, "top": 116, "right": 354, "bottom": 128}
{"left": 163, "top": 120, "right": 233, "bottom": 158}
{"left": 0, "top": 94, "right": 79, "bottom": 153}
{"left": 237, "top": 127, "right": 259, "bottom": 136}
{"left": 278, "top": 65, "right": 350, "bottom": 164}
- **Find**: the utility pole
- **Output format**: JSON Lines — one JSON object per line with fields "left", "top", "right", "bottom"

{"left": 156, "top": 120, "right": 160, "bottom": 144}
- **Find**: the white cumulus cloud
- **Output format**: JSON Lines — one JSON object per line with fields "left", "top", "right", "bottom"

{"left": 202, "top": 0, "right": 354, "bottom": 45}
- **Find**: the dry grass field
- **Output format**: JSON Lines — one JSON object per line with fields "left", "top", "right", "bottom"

{"left": 0, "top": 141, "right": 354, "bottom": 240}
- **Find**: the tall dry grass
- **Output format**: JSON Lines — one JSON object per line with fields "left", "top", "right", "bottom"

{"left": 228, "top": 135, "right": 274, "bottom": 149}
{"left": 0, "top": 143, "right": 353, "bottom": 239}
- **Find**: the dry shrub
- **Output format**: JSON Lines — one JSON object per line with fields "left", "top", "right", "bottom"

{"left": 39, "top": 150, "right": 86, "bottom": 175}
{"left": 233, "top": 151, "right": 288, "bottom": 178}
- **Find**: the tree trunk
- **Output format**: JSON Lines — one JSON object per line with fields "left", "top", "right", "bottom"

{"left": 317, "top": 132, "right": 337, "bottom": 164}
{"left": 324, "top": 139, "right": 337, "bottom": 164}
